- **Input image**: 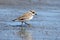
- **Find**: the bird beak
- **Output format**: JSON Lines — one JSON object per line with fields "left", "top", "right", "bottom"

{"left": 35, "top": 14, "right": 37, "bottom": 15}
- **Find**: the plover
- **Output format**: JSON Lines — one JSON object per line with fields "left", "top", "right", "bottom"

{"left": 12, "top": 10, "right": 37, "bottom": 25}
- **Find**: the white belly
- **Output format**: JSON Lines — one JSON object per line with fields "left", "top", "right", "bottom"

{"left": 29, "top": 16, "right": 33, "bottom": 20}
{"left": 26, "top": 16, "right": 33, "bottom": 21}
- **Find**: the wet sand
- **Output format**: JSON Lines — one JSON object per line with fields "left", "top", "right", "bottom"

{"left": 0, "top": 0, "right": 60, "bottom": 40}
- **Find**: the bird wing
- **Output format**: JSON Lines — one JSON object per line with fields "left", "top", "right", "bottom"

{"left": 18, "top": 12, "right": 32, "bottom": 21}
{"left": 18, "top": 14, "right": 29, "bottom": 20}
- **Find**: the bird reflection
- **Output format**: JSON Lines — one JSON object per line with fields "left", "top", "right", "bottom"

{"left": 18, "top": 27, "right": 33, "bottom": 40}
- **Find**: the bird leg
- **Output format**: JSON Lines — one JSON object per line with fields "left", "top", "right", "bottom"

{"left": 24, "top": 22, "right": 28, "bottom": 25}
{"left": 24, "top": 22, "right": 32, "bottom": 27}
{"left": 21, "top": 21, "right": 24, "bottom": 27}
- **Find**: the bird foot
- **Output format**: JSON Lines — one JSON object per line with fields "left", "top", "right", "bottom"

{"left": 27, "top": 24, "right": 32, "bottom": 28}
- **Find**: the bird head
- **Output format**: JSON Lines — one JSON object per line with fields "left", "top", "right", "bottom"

{"left": 30, "top": 10, "right": 37, "bottom": 15}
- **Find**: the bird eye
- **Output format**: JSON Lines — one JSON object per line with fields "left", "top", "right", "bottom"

{"left": 32, "top": 12, "right": 35, "bottom": 13}
{"left": 30, "top": 10, "right": 35, "bottom": 14}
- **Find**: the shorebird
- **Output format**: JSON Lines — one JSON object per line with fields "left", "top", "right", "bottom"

{"left": 12, "top": 10, "right": 37, "bottom": 26}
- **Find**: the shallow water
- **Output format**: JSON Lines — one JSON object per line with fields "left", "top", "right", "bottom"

{"left": 0, "top": 0, "right": 60, "bottom": 40}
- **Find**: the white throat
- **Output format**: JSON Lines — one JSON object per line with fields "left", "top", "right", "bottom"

{"left": 29, "top": 16, "right": 33, "bottom": 20}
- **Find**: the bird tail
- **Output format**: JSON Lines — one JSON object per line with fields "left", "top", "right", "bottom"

{"left": 12, "top": 19, "right": 17, "bottom": 21}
